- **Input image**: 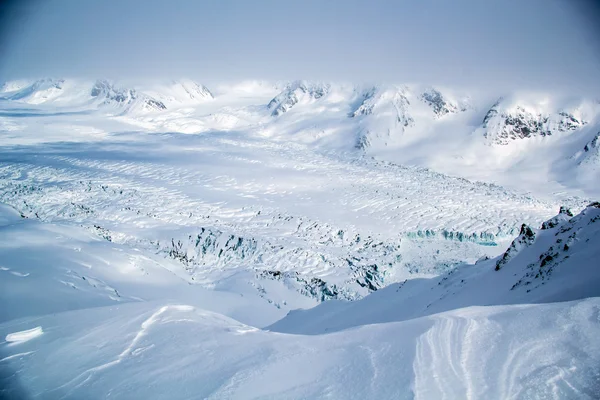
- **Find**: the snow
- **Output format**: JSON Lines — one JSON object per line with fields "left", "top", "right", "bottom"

{"left": 5, "top": 327, "right": 43, "bottom": 343}
{"left": 1, "top": 298, "right": 598, "bottom": 399}
{"left": 0, "top": 78, "right": 599, "bottom": 399}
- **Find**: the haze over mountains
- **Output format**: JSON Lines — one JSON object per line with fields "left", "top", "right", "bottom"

{"left": 2, "top": 77, "right": 599, "bottom": 199}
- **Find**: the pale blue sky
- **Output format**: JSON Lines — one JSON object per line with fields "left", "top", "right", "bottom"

{"left": 1, "top": 0, "right": 599, "bottom": 93}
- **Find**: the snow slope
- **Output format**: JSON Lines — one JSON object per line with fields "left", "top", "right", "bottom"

{"left": 0, "top": 204, "right": 291, "bottom": 327}
{"left": 1, "top": 280, "right": 599, "bottom": 398}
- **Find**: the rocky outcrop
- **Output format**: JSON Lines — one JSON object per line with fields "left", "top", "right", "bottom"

{"left": 495, "top": 223, "right": 536, "bottom": 271}
{"left": 583, "top": 132, "right": 599, "bottom": 153}
{"left": 541, "top": 206, "right": 573, "bottom": 230}
{"left": 482, "top": 99, "right": 586, "bottom": 145}
{"left": 509, "top": 202, "right": 600, "bottom": 291}
{"left": 91, "top": 80, "right": 166, "bottom": 111}
{"left": 577, "top": 132, "right": 600, "bottom": 168}
{"left": 420, "top": 88, "right": 466, "bottom": 118}
{"left": 268, "top": 81, "right": 330, "bottom": 116}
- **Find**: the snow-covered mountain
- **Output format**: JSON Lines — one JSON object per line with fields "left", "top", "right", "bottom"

{"left": 480, "top": 96, "right": 589, "bottom": 145}
{"left": 574, "top": 131, "right": 600, "bottom": 170}
{"left": 90, "top": 79, "right": 167, "bottom": 113}
{"left": 142, "top": 79, "right": 214, "bottom": 106}
{"left": 0, "top": 78, "right": 213, "bottom": 115}
{"left": 267, "top": 80, "right": 330, "bottom": 116}
{"left": 262, "top": 83, "right": 599, "bottom": 197}
{"left": 1, "top": 78, "right": 67, "bottom": 104}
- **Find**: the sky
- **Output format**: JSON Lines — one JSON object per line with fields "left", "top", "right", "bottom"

{"left": 0, "top": 0, "right": 599, "bottom": 93}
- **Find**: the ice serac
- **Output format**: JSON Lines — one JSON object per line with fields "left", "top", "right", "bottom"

{"left": 482, "top": 97, "right": 586, "bottom": 145}
{"left": 159, "top": 221, "right": 396, "bottom": 302}
{"left": 268, "top": 80, "right": 330, "bottom": 116}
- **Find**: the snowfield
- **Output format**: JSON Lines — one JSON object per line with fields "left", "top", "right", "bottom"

{"left": 0, "top": 78, "right": 599, "bottom": 399}
{"left": 2, "top": 298, "right": 599, "bottom": 399}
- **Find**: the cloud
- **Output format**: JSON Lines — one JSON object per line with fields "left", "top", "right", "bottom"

{"left": 1, "top": 0, "right": 599, "bottom": 94}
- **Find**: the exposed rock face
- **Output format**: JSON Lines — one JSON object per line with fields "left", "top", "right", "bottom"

{"left": 572, "top": 131, "right": 600, "bottom": 171}
{"left": 482, "top": 99, "right": 586, "bottom": 145}
{"left": 91, "top": 80, "right": 166, "bottom": 111}
{"left": 541, "top": 206, "right": 573, "bottom": 230}
{"left": 583, "top": 132, "right": 599, "bottom": 153}
{"left": 420, "top": 88, "right": 464, "bottom": 117}
{"left": 349, "top": 87, "right": 381, "bottom": 117}
{"left": 91, "top": 80, "right": 135, "bottom": 103}
{"left": 268, "top": 81, "right": 330, "bottom": 116}
{"left": 483, "top": 102, "right": 550, "bottom": 144}
{"left": 495, "top": 223, "right": 536, "bottom": 271}
{"left": 556, "top": 111, "right": 584, "bottom": 131}
{"left": 510, "top": 202, "right": 600, "bottom": 291}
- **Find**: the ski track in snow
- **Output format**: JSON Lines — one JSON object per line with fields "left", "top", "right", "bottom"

{"left": 412, "top": 310, "right": 596, "bottom": 400}
{"left": 0, "top": 351, "right": 35, "bottom": 362}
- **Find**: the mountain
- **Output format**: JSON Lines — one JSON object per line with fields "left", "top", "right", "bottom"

{"left": 90, "top": 79, "right": 167, "bottom": 113}
{"left": 267, "top": 80, "right": 331, "bottom": 116}
{"left": 480, "top": 96, "right": 588, "bottom": 145}
{"left": 142, "top": 79, "right": 214, "bottom": 106}
{"left": 350, "top": 85, "right": 415, "bottom": 149}
{"left": 0, "top": 78, "right": 213, "bottom": 115}
{"left": 0, "top": 78, "right": 67, "bottom": 104}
